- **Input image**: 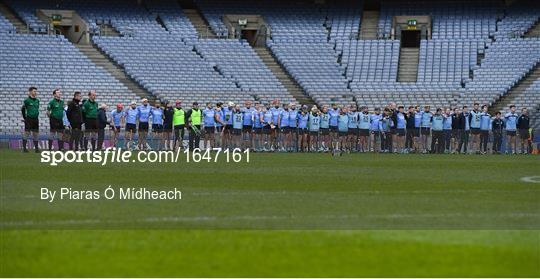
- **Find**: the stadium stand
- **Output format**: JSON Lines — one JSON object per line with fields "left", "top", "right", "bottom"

{"left": 194, "top": 39, "right": 295, "bottom": 105}
{"left": 0, "top": 33, "right": 138, "bottom": 132}
{"left": 494, "top": 4, "right": 540, "bottom": 40}
{"left": 3, "top": 0, "right": 48, "bottom": 33}
{"left": 93, "top": 35, "right": 252, "bottom": 105}
{"left": 461, "top": 39, "right": 540, "bottom": 106}
{"left": 0, "top": 12, "right": 14, "bottom": 32}
{"left": 378, "top": 0, "right": 499, "bottom": 40}
{"left": 145, "top": 0, "right": 199, "bottom": 39}
{"left": 491, "top": 63, "right": 540, "bottom": 123}
{"left": 341, "top": 40, "right": 400, "bottom": 83}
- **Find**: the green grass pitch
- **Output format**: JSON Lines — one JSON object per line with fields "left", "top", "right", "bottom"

{"left": 1, "top": 149, "right": 539, "bottom": 277}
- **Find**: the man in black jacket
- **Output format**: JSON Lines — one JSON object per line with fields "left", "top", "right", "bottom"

{"left": 405, "top": 106, "right": 416, "bottom": 152}
{"left": 517, "top": 108, "right": 530, "bottom": 154}
{"left": 456, "top": 106, "right": 470, "bottom": 154}
{"left": 491, "top": 112, "right": 504, "bottom": 154}
{"left": 97, "top": 104, "right": 109, "bottom": 151}
{"left": 450, "top": 108, "right": 460, "bottom": 153}
{"left": 66, "top": 92, "right": 83, "bottom": 150}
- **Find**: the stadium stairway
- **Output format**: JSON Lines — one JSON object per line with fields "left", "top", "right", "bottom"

{"left": 75, "top": 43, "right": 157, "bottom": 103}
{"left": 0, "top": 2, "right": 27, "bottom": 33}
{"left": 254, "top": 47, "right": 316, "bottom": 106}
{"left": 98, "top": 24, "right": 120, "bottom": 36}
{"left": 182, "top": 8, "right": 217, "bottom": 38}
{"left": 397, "top": 47, "right": 420, "bottom": 82}
{"left": 358, "top": 10, "right": 379, "bottom": 40}
{"left": 490, "top": 62, "right": 540, "bottom": 114}
{"left": 524, "top": 19, "right": 540, "bottom": 37}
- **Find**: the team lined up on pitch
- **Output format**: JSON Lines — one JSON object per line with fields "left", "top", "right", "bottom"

{"left": 21, "top": 87, "right": 533, "bottom": 154}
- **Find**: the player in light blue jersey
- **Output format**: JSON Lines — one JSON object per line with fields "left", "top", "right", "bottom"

{"left": 278, "top": 104, "right": 291, "bottom": 152}
{"left": 150, "top": 102, "right": 164, "bottom": 150}
{"left": 214, "top": 102, "right": 225, "bottom": 148}
{"left": 319, "top": 106, "right": 330, "bottom": 152}
{"left": 420, "top": 106, "right": 433, "bottom": 153}
{"left": 378, "top": 108, "right": 393, "bottom": 153}
{"left": 242, "top": 101, "right": 255, "bottom": 150}
{"left": 370, "top": 108, "right": 382, "bottom": 152}
{"left": 442, "top": 108, "right": 453, "bottom": 153}
{"left": 297, "top": 105, "right": 309, "bottom": 152}
{"left": 111, "top": 103, "right": 125, "bottom": 148}
{"left": 431, "top": 108, "right": 445, "bottom": 154}
{"left": 337, "top": 107, "right": 349, "bottom": 152}
{"left": 395, "top": 106, "right": 407, "bottom": 153}
{"left": 252, "top": 104, "right": 264, "bottom": 151}
{"left": 479, "top": 105, "right": 491, "bottom": 154}
{"left": 222, "top": 102, "right": 234, "bottom": 149}
{"left": 413, "top": 106, "right": 422, "bottom": 146}
{"left": 357, "top": 106, "right": 371, "bottom": 152}
{"left": 288, "top": 103, "right": 299, "bottom": 151}
{"left": 137, "top": 98, "right": 152, "bottom": 150}
{"left": 263, "top": 105, "right": 273, "bottom": 151}
{"left": 505, "top": 105, "right": 519, "bottom": 154}
{"left": 202, "top": 102, "right": 216, "bottom": 150}
{"left": 347, "top": 105, "right": 359, "bottom": 152}
{"left": 308, "top": 106, "right": 321, "bottom": 151}
{"left": 231, "top": 104, "right": 243, "bottom": 149}
{"left": 469, "top": 103, "right": 482, "bottom": 153}
{"left": 269, "top": 100, "right": 281, "bottom": 151}
{"left": 328, "top": 103, "right": 340, "bottom": 150}
{"left": 124, "top": 101, "right": 138, "bottom": 150}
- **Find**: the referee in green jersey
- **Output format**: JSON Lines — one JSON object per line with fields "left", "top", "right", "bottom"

{"left": 47, "top": 89, "right": 65, "bottom": 151}
{"left": 21, "top": 87, "right": 40, "bottom": 153}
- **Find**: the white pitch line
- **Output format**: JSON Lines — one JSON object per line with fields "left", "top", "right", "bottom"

{"left": 190, "top": 188, "right": 539, "bottom": 196}
{"left": 520, "top": 176, "right": 540, "bottom": 183}
{"left": 1, "top": 212, "right": 538, "bottom": 227}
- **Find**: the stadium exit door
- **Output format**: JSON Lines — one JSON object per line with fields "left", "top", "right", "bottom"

{"left": 241, "top": 29, "right": 257, "bottom": 46}
{"left": 401, "top": 30, "right": 421, "bottom": 47}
